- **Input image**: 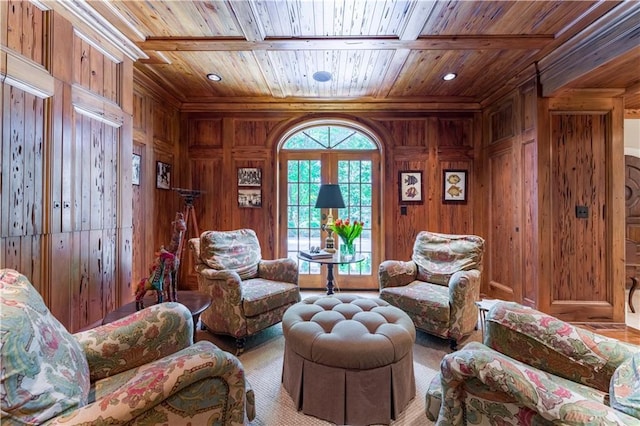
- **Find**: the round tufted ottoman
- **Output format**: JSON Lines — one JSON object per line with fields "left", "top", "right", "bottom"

{"left": 281, "top": 294, "right": 416, "bottom": 425}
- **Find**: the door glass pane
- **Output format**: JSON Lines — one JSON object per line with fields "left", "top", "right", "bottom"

{"left": 337, "top": 160, "right": 372, "bottom": 276}
{"left": 287, "top": 160, "right": 322, "bottom": 275}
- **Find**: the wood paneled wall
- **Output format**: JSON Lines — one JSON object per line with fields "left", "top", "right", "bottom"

{"left": 483, "top": 80, "right": 539, "bottom": 304}
{"left": 130, "top": 78, "right": 181, "bottom": 295}
{"left": 179, "top": 111, "right": 481, "bottom": 288}
{"left": 1, "top": 1, "right": 133, "bottom": 332}
{"left": 483, "top": 77, "right": 625, "bottom": 322}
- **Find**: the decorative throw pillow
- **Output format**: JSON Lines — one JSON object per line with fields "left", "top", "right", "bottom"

{"left": 413, "top": 232, "right": 484, "bottom": 285}
{"left": 610, "top": 352, "right": 640, "bottom": 419}
{"left": 0, "top": 269, "right": 90, "bottom": 424}
{"left": 200, "top": 229, "right": 261, "bottom": 279}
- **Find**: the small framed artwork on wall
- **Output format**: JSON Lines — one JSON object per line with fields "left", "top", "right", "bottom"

{"left": 238, "top": 188, "right": 262, "bottom": 208}
{"left": 443, "top": 169, "right": 467, "bottom": 203}
{"left": 399, "top": 171, "right": 423, "bottom": 204}
{"left": 132, "top": 154, "right": 141, "bottom": 186}
{"left": 238, "top": 167, "right": 262, "bottom": 187}
{"left": 238, "top": 167, "right": 262, "bottom": 208}
{"left": 156, "top": 161, "right": 171, "bottom": 189}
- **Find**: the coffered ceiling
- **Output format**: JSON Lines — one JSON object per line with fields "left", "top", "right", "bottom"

{"left": 81, "top": 0, "right": 640, "bottom": 110}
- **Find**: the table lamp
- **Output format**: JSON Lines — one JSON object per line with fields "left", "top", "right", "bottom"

{"left": 315, "top": 184, "right": 345, "bottom": 253}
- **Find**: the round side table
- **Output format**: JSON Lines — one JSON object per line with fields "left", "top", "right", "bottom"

{"left": 103, "top": 291, "right": 212, "bottom": 338}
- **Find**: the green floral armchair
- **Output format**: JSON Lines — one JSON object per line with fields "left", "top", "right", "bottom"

{"left": 378, "top": 231, "right": 485, "bottom": 349}
{"left": 189, "top": 228, "right": 300, "bottom": 352}
{"left": 426, "top": 301, "right": 640, "bottom": 425}
{"left": 0, "top": 268, "right": 255, "bottom": 425}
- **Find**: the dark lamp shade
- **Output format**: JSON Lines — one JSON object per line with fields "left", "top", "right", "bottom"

{"left": 315, "top": 184, "right": 345, "bottom": 208}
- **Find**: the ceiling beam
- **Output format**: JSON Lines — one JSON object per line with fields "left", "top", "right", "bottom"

{"left": 539, "top": 1, "right": 640, "bottom": 97}
{"left": 138, "top": 35, "right": 553, "bottom": 52}
{"left": 398, "top": 1, "right": 438, "bottom": 41}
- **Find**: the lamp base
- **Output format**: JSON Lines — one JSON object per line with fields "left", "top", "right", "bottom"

{"left": 324, "top": 235, "right": 336, "bottom": 253}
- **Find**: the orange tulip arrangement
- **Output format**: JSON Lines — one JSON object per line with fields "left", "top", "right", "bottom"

{"left": 330, "top": 219, "right": 364, "bottom": 249}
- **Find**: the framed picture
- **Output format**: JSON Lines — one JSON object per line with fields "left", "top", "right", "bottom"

{"left": 238, "top": 188, "right": 262, "bottom": 208}
{"left": 132, "top": 154, "right": 141, "bottom": 186}
{"left": 443, "top": 169, "right": 467, "bottom": 203}
{"left": 399, "top": 171, "right": 423, "bottom": 204}
{"left": 238, "top": 167, "right": 262, "bottom": 187}
{"left": 156, "top": 161, "right": 171, "bottom": 189}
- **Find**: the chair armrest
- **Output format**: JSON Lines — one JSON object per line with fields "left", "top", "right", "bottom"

{"left": 189, "top": 237, "right": 201, "bottom": 259}
{"left": 439, "top": 342, "right": 636, "bottom": 425}
{"left": 193, "top": 268, "right": 243, "bottom": 305}
{"left": 49, "top": 341, "right": 253, "bottom": 425}
{"left": 484, "top": 301, "right": 639, "bottom": 393}
{"left": 258, "top": 257, "right": 299, "bottom": 284}
{"left": 378, "top": 260, "right": 417, "bottom": 289}
{"left": 447, "top": 269, "right": 481, "bottom": 340}
{"left": 74, "top": 302, "right": 193, "bottom": 382}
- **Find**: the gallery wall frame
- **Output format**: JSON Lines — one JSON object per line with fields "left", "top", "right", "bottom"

{"left": 132, "top": 154, "right": 141, "bottom": 186}
{"left": 442, "top": 169, "right": 467, "bottom": 203}
{"left": 156, "top": 161, "right": 171, "bottom": 189}
{"left": 399, "top": 170, "right": 423, "bottom": 204}
{"left": 238, "top": 167, "right": 262, "bottom": 208}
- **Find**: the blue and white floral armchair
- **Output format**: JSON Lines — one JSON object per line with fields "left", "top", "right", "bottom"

{"left": 0, "top": 268, "right": 255, "bottom": 425}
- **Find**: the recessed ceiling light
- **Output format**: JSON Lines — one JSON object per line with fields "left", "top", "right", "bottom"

{"left": 443, "top": 73, "right": 457, "bottom": 81}
{"left": 313, "top": 71, "right": 332, "bottom": 82}
{"left": 207, "top": 73, "right": 222, "bottom": 82}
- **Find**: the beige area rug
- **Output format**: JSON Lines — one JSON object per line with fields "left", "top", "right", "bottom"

{"left": 196, "top": 324, "right": 482, "bottom": 426}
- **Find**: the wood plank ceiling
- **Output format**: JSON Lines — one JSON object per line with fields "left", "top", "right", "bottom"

{"left": 85, "top": 0, "right": 640, "bottom": 110}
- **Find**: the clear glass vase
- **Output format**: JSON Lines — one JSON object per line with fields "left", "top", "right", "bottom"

{"left": 340, "top": 242, "right": 356, "bottom": 260}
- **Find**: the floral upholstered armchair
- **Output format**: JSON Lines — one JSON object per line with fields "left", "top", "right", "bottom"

{"left": 378, "top": 231, "right": 485, "bottom": 349}
{"left": 0, "top": 268, "right": 255, "bottom": 425}
{"left": 189, "top": 228, "right": 300, "bottom": 352}
{"left": 426, "top": 301, "right": 640, "bottom": 425}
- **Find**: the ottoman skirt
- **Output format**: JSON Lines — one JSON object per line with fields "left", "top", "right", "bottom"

{"left": 282, "top": 346, "right": 415, "bottom": 425}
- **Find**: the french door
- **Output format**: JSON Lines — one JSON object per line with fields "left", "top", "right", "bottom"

{"left": 281, "top": 151, "right": 380, "bottom": 290}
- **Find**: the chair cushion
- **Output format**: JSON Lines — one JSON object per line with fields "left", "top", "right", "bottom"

{"left": 0, "top": 269, "right": 90, "bottom": 424}
{"left": 380, "top": 281, "right": 450, "bottom": 322}
{"left": 241, "top": 279, "right": 300, "bottom": 317}
{"left": 200, "top": 229, "right": 261, "bottom": 279}
{"left": 610, "top": 352, "right": 640, "bottom": 419}
{"left": 413, "top": 232, "right": 484, "bottom": 285}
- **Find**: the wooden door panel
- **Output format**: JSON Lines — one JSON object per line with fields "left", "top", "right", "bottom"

{"left": 551, "top": 114, "right": 608, "bottom": 303}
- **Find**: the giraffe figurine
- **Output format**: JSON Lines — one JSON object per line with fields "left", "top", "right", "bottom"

{"left": 134, "top": 251, "right": 169, "bottom": 310}
{"left": 134, "top": 212, "right": 187, "bottom": 309}
{"left": 163, "top": 212, "right": 187, "bottom": 303}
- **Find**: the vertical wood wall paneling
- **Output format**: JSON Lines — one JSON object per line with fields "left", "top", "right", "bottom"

{"left": 184, "top": 115, "right": 225, "bottom": 291}
{"left": 520, "top": 81, "right": 538, "bottom": 307}
{"left": 50, "top": 232, "right": 71, "bottom": 326}
{"left": 131, "top": 141, "right": 145, "bottom": 297}
{"left": 233, "top": 118, "right": 278, "bottom": 256}
{"left": 6, "top": 0, "right": 45, "bottom": 66}
{"left": 9, "top": 86, "right": 25, "bottom": 238}
{"left": 436, "top": 116, "right": 475, "bottom": 235}
{"left": 551, "top": 113, "right": 608, "bottom": 308}
{"left": 485, "top": 94, "right": 518, "bottom": 300}
{"left": 381, "top": 118, "right": 429, "bottom": 260}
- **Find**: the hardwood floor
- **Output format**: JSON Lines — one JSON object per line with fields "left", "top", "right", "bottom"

{"left": 301, "top": 289, "right": 640, "bottom": 346}
{"left": 574, "top": 322, "right": 640, "bottom": 345}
